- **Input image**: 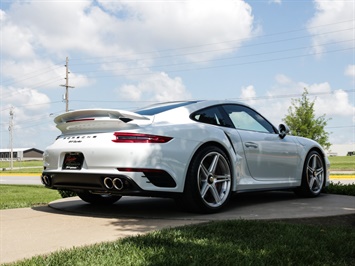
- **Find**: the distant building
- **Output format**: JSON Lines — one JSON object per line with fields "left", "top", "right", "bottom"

{"left": 328, "top": 143, "right": 355, "bottom": 156}
{"left": 0, "top": 148, "right": 43, "bottom": 161}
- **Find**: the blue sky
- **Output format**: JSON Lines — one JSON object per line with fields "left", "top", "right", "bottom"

{"left": 1, "top": 0, "right": 354, "bottom": 153}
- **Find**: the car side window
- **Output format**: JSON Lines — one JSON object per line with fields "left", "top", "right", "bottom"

{"left": 191, "top": 106, "right": 230, "bottom": 127}
{"left": 222, "top": 104, "right": 276, "bottom": 133}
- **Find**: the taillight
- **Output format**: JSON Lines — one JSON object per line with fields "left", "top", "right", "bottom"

{"left": 112, "top": 133, "right": 173, "bottom": 143}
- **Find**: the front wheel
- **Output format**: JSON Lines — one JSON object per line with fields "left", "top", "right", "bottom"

{"left": 178, "top": 145, "right": 232, "bottom": 213}
{"left": 77, "top": 191, "right": 122, "bottom": 205}
{"left": 295, "top": 150, "right": 325, "bottom": 197}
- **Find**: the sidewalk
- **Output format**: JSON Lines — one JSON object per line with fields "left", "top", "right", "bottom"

{"left": 1, "top": 192, "right": 355, "bottom": 264}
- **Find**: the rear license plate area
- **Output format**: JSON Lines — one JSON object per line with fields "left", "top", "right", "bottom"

{"left": 62, "top": 152, "right": 84, "bottom": 170}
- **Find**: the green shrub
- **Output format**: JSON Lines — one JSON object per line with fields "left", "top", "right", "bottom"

{"left": 58, "top": 190, "right": 77, "bottom": 198}
{"left": 324, "top": 182, "right": 355, "bottom": 196}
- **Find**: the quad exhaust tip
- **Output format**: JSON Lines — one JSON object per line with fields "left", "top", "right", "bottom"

{"left": 104, "top": 177, "right": 124, "bottom": 190}
{"left": 104, "top": 177, "right": 113, "bottom": 189}
{"left": 113, "top": 178, "right": 124, "bottom": 190}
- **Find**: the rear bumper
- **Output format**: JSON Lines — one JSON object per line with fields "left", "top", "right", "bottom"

{"left": 41, "top": 170, "right": 178, "bottom": 197}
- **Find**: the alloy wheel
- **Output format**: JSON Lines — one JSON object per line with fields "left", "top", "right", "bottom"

{"left": 197, "top": 151, "right": 231, "bottom": 208}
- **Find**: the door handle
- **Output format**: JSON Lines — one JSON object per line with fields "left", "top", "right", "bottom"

{"left": 245, "top": 142, "right": 258, "bottom": 149}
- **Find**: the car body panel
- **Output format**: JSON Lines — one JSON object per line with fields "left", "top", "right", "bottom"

{"left": 237, "top": 130, "right": 301, "bottom": 181}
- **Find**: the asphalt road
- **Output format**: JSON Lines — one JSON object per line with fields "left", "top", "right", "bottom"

{"left": 0, "top": 174, "right": 41, "bottom": 185}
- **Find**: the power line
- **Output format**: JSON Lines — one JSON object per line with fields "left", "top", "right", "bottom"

{"left": 1, "top": 64, "right": 63, "bottom": 86}
{"left": 75, "top": 39, "right": 354, "bottom": 76}
{"left": 68, "top": 26, "right": 354, "bottom": 68}
{"left": 69, "top": 19, "right": 355, "bottom": 62}
{"left": 0, "top": 101, "right": 63, "bottom": 113}
{"left": 1, "top": 88, "right": 353, "bottom": 134}
{"left": 1, "top": 20, "right": 353, "bottom": 91}
{"left": 228, "top": 89, "right": 355, "bottom": 101}
{"left": 74, "top": 46, "right": 353, "bottom": 80}
{"left": 1, "top": 77, "right": 64, "bottom": 100}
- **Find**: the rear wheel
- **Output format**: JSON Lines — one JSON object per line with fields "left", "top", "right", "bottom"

{"left": 77, "top": 191, "right": 121, "bottom": 205}
{"left": 295, "top": 150, "right": 325, "bottom": 197}
{"left": 179, "top": 145, "right": 232, "bottom": 213}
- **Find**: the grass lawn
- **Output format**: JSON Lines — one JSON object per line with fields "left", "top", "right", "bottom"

{"left": 328, "top": 156, "right": 355, "bottom": 171}
{"left": 8, "top": 220, "right": 355, "bottom": 266}
{"left": 0, "top": 160, "right": 43, "bottom": 173}
{"left": 0, "top": 185, "right": 61, "bottom": 209}
{"left": 0, "top": 160, "right": 43, "bottom": 168}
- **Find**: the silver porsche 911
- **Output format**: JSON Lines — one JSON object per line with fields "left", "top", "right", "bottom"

{"left": 41, "top": 100, "right": 330, "bottom": 213}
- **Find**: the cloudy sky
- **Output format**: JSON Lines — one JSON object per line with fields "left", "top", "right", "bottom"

{"left": 1, "top": 0, "right": 354, "bottom": 152}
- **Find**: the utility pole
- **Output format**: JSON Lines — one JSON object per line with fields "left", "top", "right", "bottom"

{"left": 9, "top": 107, "right": 14, "bottom": 170}
{"left": 60, "top": 56, "right": 75, "bottom": 112}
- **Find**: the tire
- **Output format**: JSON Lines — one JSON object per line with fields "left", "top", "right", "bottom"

{"left": 77, "top": 191, "right": 121, "bottom": 205}
{"left": 295, "top": 150, "right": 325, "bottom": 197}
{"left": 179, "top": 145, "right": 232, "bottom": 213}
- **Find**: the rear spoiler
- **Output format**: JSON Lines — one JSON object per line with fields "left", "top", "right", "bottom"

{"left": 54, "top": 109, "right": 150, "bottom": 134}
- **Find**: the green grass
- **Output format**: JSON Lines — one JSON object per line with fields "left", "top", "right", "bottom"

{"left": 0, "top": 185, "right": 61, "bottom": 209}
{"left": 8, "top": 220, "right": 355, "bottom": 266}
{"left": 0, "top": 160, "right": 43, "bottom": 173}
{"left": 328, "top": 156, "right": 355, "bottom": 171}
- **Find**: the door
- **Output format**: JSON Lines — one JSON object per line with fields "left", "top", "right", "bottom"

{"left": 222, "top": 104, "right": 301, "bottom": 181}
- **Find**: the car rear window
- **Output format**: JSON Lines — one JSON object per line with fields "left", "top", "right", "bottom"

{"left": 135, "top": 101, "right": 198, "bottom": 115}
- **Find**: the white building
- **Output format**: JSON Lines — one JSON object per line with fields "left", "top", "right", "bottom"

{"left": 328, "top": 143, "right": 355, "bottom": 156}
{"left": 0, "top": 148, "right": 43, "bottom": 161}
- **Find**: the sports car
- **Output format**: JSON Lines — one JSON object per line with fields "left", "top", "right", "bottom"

{"left": 41, "top": 100, "right": 330, "bottom": 213}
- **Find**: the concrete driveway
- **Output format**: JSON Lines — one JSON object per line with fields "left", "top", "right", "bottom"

{"left": 1, "top": 191, "right": 355, "bottom": 264}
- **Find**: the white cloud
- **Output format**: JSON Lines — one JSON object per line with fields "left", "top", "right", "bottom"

{"left": 345, "top": 65, "right": 355, "bottom": 77}
{"left": 269, "top": 0, "right": 282, "bottom": 4}
{"left": 241, "top": 75, "right": 355, "bottom": 132}
{"left": 1, "top": 0, "right": 256, "bottom": 98}
{"left": 1, "top": 87, "right": 50, "bottom": 111}
{"left": 275, "top": 74, "right": 292, "bottom": 85}
{"left": 2, "top": 60, "right": 62, "bottom": 89}
{"left": 117, "top": 72, "right": 191, "bottom": 102}
{"left": 241, "top": 85, "right": 256, "bottom": 99}
{"left": 2, "top": 0, "right": 255, "bottom": 61}
{"left": 0, "top": 0, "right": 257, "bottom": 148}
{"left": 308, "top": 85, "right": 354, "bottom": 117}
{"left": 3, "top": 1, "right": 119, "bottom": 57}
{"left": 240, "top": 85, "right": 257, "bottom": 105}
{"left": 0, "top": 9, "right": 35, "bottom": 59}
{"left": 0, "top": 86, "right": 54, "bottom": 148}
{"left": 98, "top": 0, "right": 256, "bottom": 62}
{"left": 307, "top": 0, "right": 354, "bottom": 56}
{"left": 1, "top": 59, "right": 92, "bottom": 91}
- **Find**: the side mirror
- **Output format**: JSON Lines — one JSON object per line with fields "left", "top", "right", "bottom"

{"left": 278, "top": 124, "right": 290, "bottom": 139}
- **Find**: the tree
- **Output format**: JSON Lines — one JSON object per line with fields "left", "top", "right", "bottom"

{"left": 283, "top": 88, "right": 331, "bottom": 150}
